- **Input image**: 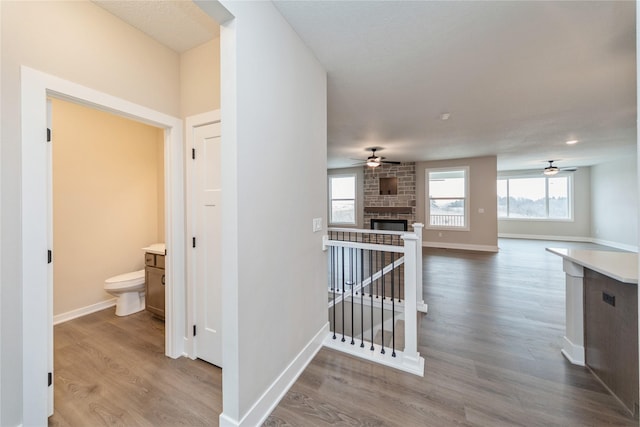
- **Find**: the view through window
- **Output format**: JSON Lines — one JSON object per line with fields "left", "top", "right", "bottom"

{"left": 329, "top": 175, "right": 356, "bottom": 225}
{"left": 498, "top": 176, "right": 570, "bottom": 219}
{"left": 427, "top": 168, "right": 468, "bottom": 229}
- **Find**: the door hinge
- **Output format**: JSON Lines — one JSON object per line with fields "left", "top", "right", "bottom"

{"left": 47, "top": 250, "right": 52, "bottom": 264}
{"left": 193, "top": 325, "right": 197, "bottom": 337}
{"left": 192, "top": 237, "right": 196, "bottom": 248}
{"left": 192, "top": 148, "right": 195, "bottom": 159}
{"left": 47, "top": 128, "right": 51, "bottom": 142}
{"left": 48, "top": 372, "right": 52, "bottom": 387}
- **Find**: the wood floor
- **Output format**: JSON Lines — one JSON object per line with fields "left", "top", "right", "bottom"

{"left": 48, "top": 309, "right": 221, "bottom": 426}
{"left": 266, "top": 239, "right": 638, "bottom": 426}
{"left": 49, "top": 239, "right": 637, "bottom": 426}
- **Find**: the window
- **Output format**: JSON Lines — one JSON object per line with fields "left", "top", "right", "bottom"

{"left": 329, "top": 174, "right": 356, "bottom": 225}
{"left": 498, "top": 175, "right": 571, "bottom": 219}
{"left": 426, "top": 167, "right": 468, "bottom": 229}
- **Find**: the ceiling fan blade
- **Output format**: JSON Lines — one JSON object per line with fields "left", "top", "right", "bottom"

{"left": 560, "top": 167, "right": 578, "bottom": 172}
{"left": 381, "top": 160, "right": 401, "bottom": 165}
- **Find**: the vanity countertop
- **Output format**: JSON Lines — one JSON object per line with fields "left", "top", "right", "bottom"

{"left": 142, "top": 243, "right": 166, "bottom": 255}
{"left": 546, "top": 248, "right": 638, "bottom": 284}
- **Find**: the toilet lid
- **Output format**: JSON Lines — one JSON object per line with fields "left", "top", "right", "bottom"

{"left": 104, "top": 269, "right": 145, "bottom": 291}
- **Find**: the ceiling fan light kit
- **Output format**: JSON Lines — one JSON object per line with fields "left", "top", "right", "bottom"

{"left": 357, "top": 148, "right": 401, "bottom": 168}
{"left": 543, "top": 160, "right": 559, "bottom": 176}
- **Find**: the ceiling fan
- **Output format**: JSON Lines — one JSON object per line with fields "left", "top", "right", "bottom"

{"left": 354, "top": 148, "right": 401, "bottom": 168}
{"left": 543, "top": 160, "right": 577, "bottom": 176}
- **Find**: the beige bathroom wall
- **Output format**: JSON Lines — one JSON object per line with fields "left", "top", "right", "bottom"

{"left": 157, "top": 140, "right": 165, "bottom": 242}
{"left": 52, "top": 98, "right": 164, "bottom": 316}
{"left": 180, "top": 38, "right": 221, "bottom": 117}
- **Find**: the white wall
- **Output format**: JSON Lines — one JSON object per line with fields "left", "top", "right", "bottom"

{"left": 416, "top": 156, "right": 498, "bottom": 251}
{"left": 498, "top": 167, "right": 592, "bottom": 241}
{"left": 1, "top": 2, "right": 180, "bottom": 424}
{"left": 328, "top": 167, "right": 365, "bottom": 228}
{"left": 591, "top": 154, "right": 638, "bottom": 250}
{"left": 210, "top": 1, "right": 328, "bottom": 425}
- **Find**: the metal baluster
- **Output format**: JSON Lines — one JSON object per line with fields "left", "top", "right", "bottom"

{"left": 381, "top": 250, "right": 385, "bottom": 355}
{"left": 391, "top": 251, "right": 396, "bottom": 357}
{"left": 332, "top": 245, "right": 336, "bottom": 340}
{"left": 341, "top": 246, "right": 346, "bottom": 342}
{"left": 360, "top": 248, "right": 365, "bottom": 348}
{"left": 350, "top": 247, "right": 355, "bottom": 345}
{"left": 377, "top": 247, "right": 381, "bottom": 299}
{"left": 370, "top": 247, "right": 374, "bottom": 351}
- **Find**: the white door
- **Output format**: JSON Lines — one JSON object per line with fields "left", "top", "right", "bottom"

{"left": 193, "top": 122, "right": 223, "bottom": 367}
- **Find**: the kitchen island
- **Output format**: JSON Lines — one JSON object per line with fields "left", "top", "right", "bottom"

{"left": 547, "top": 247, "right": 638, "bottom": 418}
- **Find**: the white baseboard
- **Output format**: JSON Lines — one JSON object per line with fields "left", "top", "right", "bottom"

{"left": 499, "top": 233, "right": 638, "bottom": 253}
{"left": 423, "top": 241, "right": 498, "bottom": 252}
{"left": 590, "top": 238, "right": 638, "bottom": 253}
{"left": 561, "top": 336, "right": 585, "bottom": 366}
{"left": 498, "top": 233, "right": 591, "bottom": 242}
{"left": 53, "top": 298, "right": 116, "bottom": 325}
{"left": 219, "top": 322, "right": 330, "bottom": 427}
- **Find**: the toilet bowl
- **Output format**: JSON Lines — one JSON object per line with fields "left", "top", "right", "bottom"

{"left": 104, "top": 269, "right": 146, "bottom": 316}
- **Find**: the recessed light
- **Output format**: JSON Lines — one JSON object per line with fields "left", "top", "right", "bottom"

{"left": 440, "top": 113, "right": 451, "bottom": 121}
{"left": 566, "top": 139, "right": 578, "bottom": 145}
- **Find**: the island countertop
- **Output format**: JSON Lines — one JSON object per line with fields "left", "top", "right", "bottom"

{"left": 546, "top": 248, "right": 638, "bottom": 284}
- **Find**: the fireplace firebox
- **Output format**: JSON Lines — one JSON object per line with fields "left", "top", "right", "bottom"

{"left": 370, "top": 219, "right": 408, "bottom": 231}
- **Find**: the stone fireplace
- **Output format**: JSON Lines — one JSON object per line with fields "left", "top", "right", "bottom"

{"left": 364, "top": 162, "right": 416, "bottom": 230}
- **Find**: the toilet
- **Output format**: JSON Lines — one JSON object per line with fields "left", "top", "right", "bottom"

{"left": 104, "top": 269, "right": 146, "bottom": 316}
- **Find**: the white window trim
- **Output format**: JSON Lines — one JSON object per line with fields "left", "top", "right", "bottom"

{"left": 426, "top": 166, "right": 470, "bottom": 231}
{"left": 497, "top": 173, "right": 574, "bottom": 221}
{"left": 329, "top": 173, "right": 357, "bottom": 226}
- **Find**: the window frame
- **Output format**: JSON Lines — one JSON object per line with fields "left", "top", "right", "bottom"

{"left": 425, "top": 166, "right": 470, "bottom": 231}
{"left": 497, "top": 173, "right": 574, "bottom": 221}
{"left": 328, "top": 173, "right": 357, "bottom": 226}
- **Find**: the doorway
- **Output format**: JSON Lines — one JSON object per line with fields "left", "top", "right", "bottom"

{"left": 20, "top": 66, "right": 186, "bottom": 424}
{"left": 50, "top": 97, "right": 165, "bottom": 325}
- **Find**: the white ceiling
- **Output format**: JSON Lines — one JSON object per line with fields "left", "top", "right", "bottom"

{"left": 273, "top": 1, "right": 636, "bottom": 171}
{"left": 93, "top": 1, "right": 636, "bottom": 172}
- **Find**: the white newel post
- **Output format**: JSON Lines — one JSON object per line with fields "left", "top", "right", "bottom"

{"left": 401, "top": 233, "right": 425, "bottom": 375}
{"left": 412, "top": 223, "right": 427, "bottom": 312}
{"left": 561, "top": 259, "right": 585, "bottom": 366}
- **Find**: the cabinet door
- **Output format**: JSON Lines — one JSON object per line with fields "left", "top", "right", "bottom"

{"left": 145, "top": 266, "right": 165, "bottom": 319}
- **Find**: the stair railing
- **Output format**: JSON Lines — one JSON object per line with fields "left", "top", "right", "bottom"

{"left": 322, "top": 223, "right": 425, "bottom": 376}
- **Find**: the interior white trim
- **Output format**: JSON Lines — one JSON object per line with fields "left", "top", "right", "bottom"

{"left": 500, "top": 233, "right": 638, "bottom": 253}
{"left": 422, "top": 241, "right": 499, "bottom": 253}
{"left": 20, "top": 66, "right": 185, "bottom": 425}
{"left": 590, "top": 238, "right": 638, "bottom": 253}
{"left": 53, "top": 298, "right": 117, "bottom": 326}
{"left": 498, "top": 233, "right": 591, "bottom": 242}
{"left": 219, "top": 323, "right": 329, "bottom": 427}
{"left": 184, "top": 109, "right": 221, "bottom": 359}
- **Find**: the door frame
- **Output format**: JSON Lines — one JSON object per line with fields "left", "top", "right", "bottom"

{"left": 184, "top": 110, "right": 221, "bottom": 359}
{"left": 20, "top": 66, "right": 186, "bottom": 424}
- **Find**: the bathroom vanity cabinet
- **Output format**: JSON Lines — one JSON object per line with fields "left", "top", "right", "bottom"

{"left": 145, "top": 252, "right": 165, "bottom": 319}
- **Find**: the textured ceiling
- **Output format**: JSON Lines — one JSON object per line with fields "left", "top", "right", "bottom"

{"left": 273, "top": 1, "right": 637, "bottom": 171}
{"left": 92, "top": 0, "right": 219, "bottom": 53}
{"left": 91, "top": 1, "right": 636, "bottom": 172}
